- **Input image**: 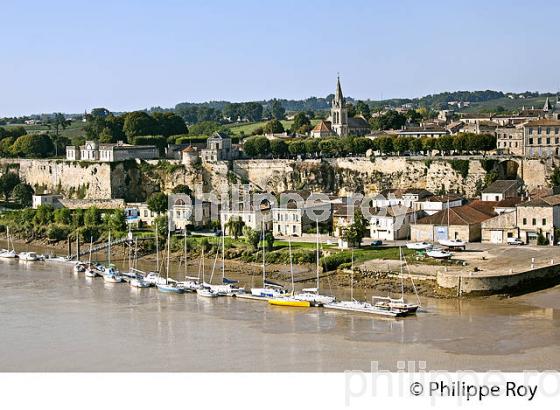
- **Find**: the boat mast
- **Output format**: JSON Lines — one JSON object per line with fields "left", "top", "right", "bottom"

{"left": 155, "top": 221, "right": 159, "bottom": 273}
{"left": 165, "top": 213, "right": 171, "bottom": 285}
{"left": 262, "top": 219, "right": 266, "bottom": 287}
{"left": 316, "top": 219, "right": 320, "bottom": 292}
{"left": 88, "top": 236, "right": 93, "bottom": 265}
{"left": 108, "top": 230, "right": 111, "bottom": 265}
{"left": 288, "top": 234, "right": 294, "bottom": 294}
{"left": 183, "top": 228, "right": 188, "bottom": 279}
{"left": 351, "top": 248, "right": 354, "bottom": 301}
{"left": 222, "top": 221, "right": 225, "bottom": 282}
{"left": 399, "top": 246, "right": 404, "bottom": 298}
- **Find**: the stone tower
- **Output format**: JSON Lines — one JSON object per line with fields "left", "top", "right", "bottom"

{"left": 331, "top": 75, "right": 348, "bottom": 136}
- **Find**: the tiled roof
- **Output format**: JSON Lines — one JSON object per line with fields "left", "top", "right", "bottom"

{"left": 312, "top": 120, "right": 332, "bottom": 132}
{"left": 482, "top": 179, "right": 518, "bottom": 194}
{"left": 416, "top": 202, "right": 495, "bottom": 226}
{"left": 523, "top": 119, "right": 560, "bottom": 126}
{"left": 518, "top": 194, "right": 560, "bottom": 207}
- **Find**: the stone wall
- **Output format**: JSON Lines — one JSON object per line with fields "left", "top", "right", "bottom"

{"left": 437, "top": 263, "right": 560, "bottom": 295}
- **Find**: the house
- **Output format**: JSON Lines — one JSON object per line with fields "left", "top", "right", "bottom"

{"left": 417, "top": 194, "right": 464, "bottom": 215}
{"left": 66, "top": 140, "right": 159, "bottom": 162}
{"left": 128, "top": 200, "right": 211, "bottom": 231}
{"left": 516, "top": 195, "right": 560, "bottom": 244}
{"left": 496, "top": 124, "right": 524, "bottom": 156}
{"left": 272, "top": 199, "right": 331, "bottom": 237}
{"left": 395, "top": 126, "right": 448, "bottom": 139}
{"left": 410, "top": 201, "right": 496, "bottom": 242}
{"left": 32, "top": 194, "right": 63, "bottom": 209}
{"left": 220, "top": 202, "right": 272, "bottom": 233}
{"left": 200, "top": 132, "right": 238, "bottom": 162}
{"left": 369, "top": 206, "right": 415, "bottom": 241}
{"left": 373, "top": 188, "right": 433, "bottom": 209}
{"left": 481, "top": 180, "right": 519, "bottom": 202}
{"left": 522, "top": 118, "right": 560, "bottom": 158}
{"left": 481, "top": 211, "right": 519, "bottom": 244}
{"left": 310, "top": 120, "right": 334, "bottom": 138}
{"left": 181, "top": 146, "right": 199, "bottom": 166}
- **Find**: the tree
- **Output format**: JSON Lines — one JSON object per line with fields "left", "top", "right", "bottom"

{"left": 188, "top": 120, "right": 221, "bottom": 136}
{"left": 147, "top": 192, "right": 168, "bottom": 214}
{"left": 264, "top": 231, "right": 275, "bottom": 251}
{"left": 355, "top": 101, "right": 371, "bottom": 118}
{"left": 171, "top": 184, "right": 192, "bottom": 197}
{"left": 11, "top": 183, "right": 34, "bottom": 206}
{"left": 123, "top": 111, "right": 158, "bottom": 142}
{"left": 270, "top": 139, "right": 288, "bottom": 157}
{"left": 153, "top": 112, "right": 188, "bottom": 137}
{"left": 225, "top": 217, "right": 245, "bottom": 239}
{"left": 377, "top": 136, "right": 394, "bottom": 154}
{"left": 11, "top": 134, "right": 54, "bottom": 157}
{"left": 84, "top": 207, "right": 101, "bottom": 226}
{"left": 288, "top": 140, "right": 306, "bottom": 156}
{"left": 409, "top": 138, "right": 423, "bottom": 154}
{"left": 406, "top": 109, "right": 423, "bottom": 124}
{"left": 369, "top": 111, "right": 407, "bottom": 130}
{"left": 435, "top": 135, "right": 454, "bottom": 155}
{"left": 263, "top": 119, "right": 284, "bottom": 134}
{"left": 290, "top": 112, "right": 311, "bottom": 134}
{"left": 343, "top": 210, "right": 368, "bottom": 248}
{"left": 394, "top": 137, "right": 410, "bottom": 155}
{"left": 243, "top": 226, "right": 260, "bottom": 251}
{"left": 54, "top": 207, "right": 72, "bottom": 225}
{"left": 48, "top": 113, "right": 70, "bottom": 137}
{"left": 106, "top": 209, "right": 126, "bottom": 233}
{"left": 270, "top": 99, "right": 285, "bottom": 120}
{"left": 0, "top": 172, "right": 21, "bottom": 200}
{"left": 453, "top": 133, "right": 468, "bottom": 154}
{"left": 33, "top": 204, "right": 54, "bottom": 226}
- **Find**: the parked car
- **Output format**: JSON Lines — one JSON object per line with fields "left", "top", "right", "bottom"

{"left": 507, "top": 237, "right": 524, "bottom": 245}
{"left": 370, "top": 240, "right": 383, "bottom": 247}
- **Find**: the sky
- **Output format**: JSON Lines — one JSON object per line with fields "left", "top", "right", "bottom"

{"left": 1, "top": 0, "right": 559, "bottom": 116}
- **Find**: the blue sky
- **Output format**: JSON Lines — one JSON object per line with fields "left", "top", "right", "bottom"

{"left": 1, "top": 0, "right": 558, "bottom": 116}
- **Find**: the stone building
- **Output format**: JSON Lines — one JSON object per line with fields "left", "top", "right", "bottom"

{"left": 516, "top": 195, "right": 560, "bottom": 244}
{"left": 328, "top": 76, "right": 370, "bottom": 137}
{"left": 369, "top": 206, "right": 415, "bottom": 241}
{"left": 181, "top": 145, "right": 199, "bottom": 166}
{"left": 66, "top": 140, "right": 159, "bottom": 162}
{"left": 200, "top": 132, "right": 238, "bottom": 162}
{"left": 522, "top": 118, "right": 560, "bottom": 158}
{"left": 481, "top": 211, "right": 519, "bottom": 244}
{"left": 220, "top": 202, "right": 272, "bottom": 233}
{"left": 496, "top": 124, "right": 524, "bottom": 156}
{"left": 310, "top": 120, "right": 334, "bottom": 138}
{"left": 481, "top": 180, "right": 519, "bottom": 202}
{"left": 411, "top": 201, "right": 496, "bottom": 242}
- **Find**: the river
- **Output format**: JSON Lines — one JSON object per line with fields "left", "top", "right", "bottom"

{"left": 1, "top": 257, "right": 560, "bottom": 372}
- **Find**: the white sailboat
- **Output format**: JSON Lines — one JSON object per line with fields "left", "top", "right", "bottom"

{"left": 372, "top": 247, "right": 420, "bottom": 314}
{"left": 19, "top": 251, "right": 38, "bottom": 261}
{"left": 437, "top": 198, "right": 466, "bottom": 249}
{"left": 405, "top": 242, "right": 433, "bottom": 250}
{"left": 0, "top": 227, "right": 17, "bottom": 258}
{"left": 103, "top": 232, "right": 124, "bottom": 283}
{"left": 325, "top": 250, "right": 406, "bottom": 317}
{"left": 157, "top": 215, "right": 185, "bottom": 294}
{"left": 84, "top": 236, "right": 98, "bottom": 278}
{"left": 293, "top": 220, "right": 335, "bottom": 306}
{"left": 204, "top": 226, "right": 244, "bottom": 296}
{"left": 426, "top": 248, "right": 452, "bottom": 259}
{"left": 250, "top": 220, "right": 288, "bottom": 299}
{"left": 197, "top": 241, "right": 220, "bottom": 298}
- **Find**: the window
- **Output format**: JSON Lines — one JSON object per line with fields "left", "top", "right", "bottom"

{"left": 556, "top": 128, "right": 559, "bottom": 134}
{"left": 543, "top": 218, "right": 547, "bottom": 225}
{"left": 529, "top": 138, "right": 534, "bottom": 145}
{"left": 538, "top": 127, "right": 542, "bottom": 134}
{"left": 532, "top": 218, "right": 536, "bottom": 226}
{"left": 547, "top": 128, "right": 551, "bottom": 134}
{"left": 547, "top": 138, "right": 551, "bottom": 144}
{"left": 523, "top": 218, "right": 527, "bottom": 225}
{"left": 529, "top": 128, "right": 533, "bottom": 135}
{"left": 538, "top": 138, "right": 542, "bottom": 144}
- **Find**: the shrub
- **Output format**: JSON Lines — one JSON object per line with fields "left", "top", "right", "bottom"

{"left": 321, "top": 252, "right": 353, "bottom": 272}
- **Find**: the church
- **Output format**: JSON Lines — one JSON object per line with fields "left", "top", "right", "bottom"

{"left": 310, "top": 76, "right": 370, "bottom": 138}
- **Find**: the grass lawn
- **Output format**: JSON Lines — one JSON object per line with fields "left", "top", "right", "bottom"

{"left": 225, "top": 119, "right": 321, "bottom": 136}
{"left": 3, "top": 121, "right": 85, "bottom": 140}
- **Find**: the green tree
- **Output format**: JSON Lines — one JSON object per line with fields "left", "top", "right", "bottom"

{"left": 123, "top": 111, "right": 158, "bottom": 142}
{"left": 188, "top": 121, "right": 221, "bottom": 136}
{"left": 409, "top": 138, "right": 423, "bottom": 154}
{"left": 270, "top": 139, "right": 288, "bottom": 157}
{"left": 290, "top": 112, "right": 312, "bottom": 134}
{"left": 264, "top": 231, "right": 275, "bottom": 252}
{"left": 288, "top": 140, "right": 306, "bottom": 156}
{"left": 33, "top": 204, "right": 54, "bottom": 226}
{"left": 377, "top": 136, "right": 394, "bottom": 154}
{"left": 54, "top": 207, "right": 72, "bottom": 225}
{"left": 435, "top": 135, "right": 454, "bottom": 155}
{"left": 0, "top": 172, "right": 21, "bottom": 200}
{"left": 343, "top": 209, "right": 368, "bottom": 248}
{"left": 147, "top": 192, "right": 169, "bottom": 214}
{"left": 394, "top": 137, "right": 410, "bottom": 155}
{"left": 225, "top": 217, "right": 245, "bottom": 239}
{"left": 11, "top": 134, "right": 54, "bottom": 157}
{"left": 106, "top": 209, "right": 126, "bottom": 233}
{"left": 243, "top": 226, "right": 260, "bottom": 251}
{"left": 369, "top": 111, "right": 407, "bottom": 130}
{"left": 355, "top": 101, "right": 371, "bottom": 118}
{"left": 304, "top": 138, "right": 320, "bottom": 156}
{"left": 153, "top": 112, "right": 188, "bottom": 137}
{"left": 11, "top": 183, "right": 34, "bottom": 206}
{"left": 270, "top": 99, "right": 285, "bottom": 120}
{"left": 171, "top": 184, "right": 192, "bottom": 197}
{"left": 263, "top": 119, "right": 284, "bottom": 134}
{"left": 84, "top": 206, "right": 101, "bottom": 226}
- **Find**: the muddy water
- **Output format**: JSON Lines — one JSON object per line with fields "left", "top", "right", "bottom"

{"left": 1, "top": 249, "right": 560, "bottom": 371}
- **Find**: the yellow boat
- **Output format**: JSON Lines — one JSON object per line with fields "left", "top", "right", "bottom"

{"left": 268, "top": 298, "right": 310, "bottom": 307}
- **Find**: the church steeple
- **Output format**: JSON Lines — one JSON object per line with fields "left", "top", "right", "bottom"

{"left": 543, "top": 96, "right": 553, "bottom": 112}
{"left": 330, "top": 74, "right": 348, "bottom": 136}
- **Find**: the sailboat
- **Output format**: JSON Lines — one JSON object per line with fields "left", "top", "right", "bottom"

{"left": 129, "top": 239, "right": 151, "bottom": 288}
{"left": 0, "top": 227, "right": 17, "bottom": 258}
{"left": 437, "top": 198, "right": 466, "bottom": 249}
{"left": 202, "top": 225, "right": 245, "bottom": 296}
{"left": 325, "top": 250, "right": 406, "bottom": 318}
{"left": 157, "top": 215, "right": 185, "bottom": 294}
{"left": 176, "top": 229, "right": 201, "bottom": 292}
{"left": 103, "top": 231, "right": 124, "bottom": 283}
{"left": 292, "top": 220, "right": 335, "bottom": 306}
{"left": 144, "top": 222, "right": 166, "bottom": 286}
{"left": 269, "top": 235, "right": 310, "bottom": 307}
{"left": 250, "top": 220, "right": 288, "bottom": 299}
{"left": 197, "top": 242, "right": 219, "bottom": 297}
{"left": 84, "top": 236, "right": 98, "bottom": 278}
{"left": 372, "top": 247, "right": 420, "bottom": 314}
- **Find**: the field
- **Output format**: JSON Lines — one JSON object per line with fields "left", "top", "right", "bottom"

{"left": 3, "top": 120, "right": 85, "bottom": 141}
{"left": 225, "top": 119, "right": 321, "bottom": 136}
{"left": 459, "top": 96, "right": 552, "bottom": 113}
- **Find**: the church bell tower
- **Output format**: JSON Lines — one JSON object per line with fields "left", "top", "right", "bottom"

{"left": 331, "top": 75, "right": 348, "bottom": 136}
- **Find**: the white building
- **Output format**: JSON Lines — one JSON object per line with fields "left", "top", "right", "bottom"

{"left": 66, "top": 140, "right": 159, "bottom": 162}
{"left": 32, "top": 194, "right": 63, "bottom": 209}
{"left": 369, "top": 206, "right": 415, "bottom": 241}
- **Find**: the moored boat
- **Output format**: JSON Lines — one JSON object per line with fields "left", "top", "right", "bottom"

{"left": 268, "top": 297, "right": 310, "bottom": 307}
{"left": 426, "top": 248, "right": 452, "bottom": 259}
{"left": 18, "top": 251, "right": 38, "bottom": 261}
{"left": 405, "top": 242, "right": 433, "bottom": 250}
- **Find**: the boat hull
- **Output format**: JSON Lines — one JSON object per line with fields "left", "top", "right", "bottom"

{"left": 269, "top": 298, "right": 310, "bottom": 307}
